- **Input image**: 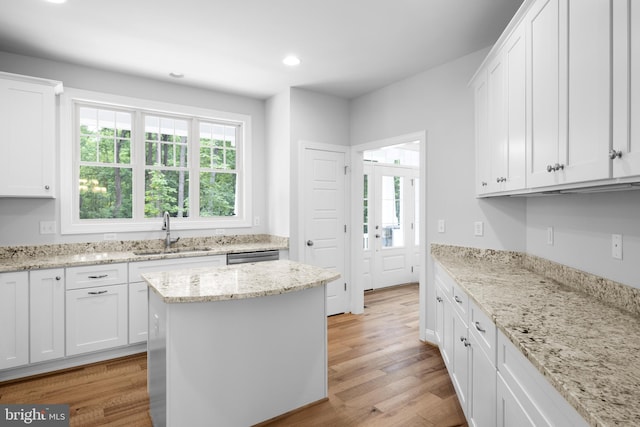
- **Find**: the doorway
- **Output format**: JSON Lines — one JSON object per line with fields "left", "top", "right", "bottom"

{"left": 363, "top": 162, "right": 419, "bottom": 290}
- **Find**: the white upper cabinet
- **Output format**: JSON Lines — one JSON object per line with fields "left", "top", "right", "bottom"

{"left": 526, "top": 0, "right": 563, "bottom": 188}
{"left": 0, "top": 72, "right": 62, "bottom": 198}
{"left": 561, "top": 0, "right": 612, "bottom": 184}
{"left": 527, "top": 0, "right": 611, "bottom": 189}
{"left": 473, "top": 0, "right": 640, "bottom": 195}
{"left": 612, "top": 1, "right": 640, "bottom": 177}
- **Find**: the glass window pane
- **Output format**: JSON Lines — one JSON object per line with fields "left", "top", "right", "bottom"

{"left": 144, "top": 170, "right": 189, "bottom": 218}
{"left": 80, "top": 135, "right": 98, "bottom": 162}
{"left": 79, "top": 165, "right": 132, "bottom": 219}
{"left": 100, "top": 137, "right": 115, "bottom": 163}
{"left": 199, "top": 172, "right": 237, "bottom": 217}
{"left": 381, "top": 175, "right": 403, "bottom": 248}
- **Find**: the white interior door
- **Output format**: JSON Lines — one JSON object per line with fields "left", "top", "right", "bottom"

{"left": 368, "top": 165, "right": 418, "bottom": 289}
{"left": 303, "top": 148, "right": 347, "bottom": 316}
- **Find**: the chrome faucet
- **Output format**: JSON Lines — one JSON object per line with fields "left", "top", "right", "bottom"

{"left": 162, "top": 211, "right": 179, "bottom": 249}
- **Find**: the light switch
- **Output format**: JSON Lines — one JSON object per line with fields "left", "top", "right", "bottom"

{"left": 612, "top": 234, "right": 623, "bottom": 260}
{"left": 474, "top": 221, "right": 484, "bottom": 237}
{"left": 438, "top": 220, "right": 445, "bottom": 233}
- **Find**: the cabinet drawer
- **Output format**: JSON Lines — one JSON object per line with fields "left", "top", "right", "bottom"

{"left": 434, "top": 263, "right": 453, "bottom": 296}
{"left": 129, "top": 255, "right": 225, "bottom": 283}
{"left": 469, "top": 300, "right": 497, "bottom": 366}
{"left": 66, "top": 263, "right": 127, "bottom": 290}
{"left": 450, "top": 281, "right": 469, "bottom": 319}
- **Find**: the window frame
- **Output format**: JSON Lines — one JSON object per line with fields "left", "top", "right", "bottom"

{"left": 60, "top": 88, "right": 252, "bottom": 235}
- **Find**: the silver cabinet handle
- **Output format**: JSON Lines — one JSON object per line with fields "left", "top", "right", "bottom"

{"left": 375, "top": 234, "right": 381, "bottom": 238}
{"left": 454, "top": 295, "right": 463, "bottom": 304}
{"left": 554, "top": 163, "right": 564, "bottom": 171}
{"left": 88, "top": 290, "right": 108, "bottom": 295}
{"left": 436, "top": 296, "right": 443, "bottom": 303}
{"left": 306, "top": 240, "right": 314, "bottom": 247}
{"left": 609, "top": 149, "right": 623, "bottom": 160}
{"left": 88, "top": 274, "right": 108, "bottom": 279}
{"left": 475, "top": 321, "right": 486, "bottom": 333}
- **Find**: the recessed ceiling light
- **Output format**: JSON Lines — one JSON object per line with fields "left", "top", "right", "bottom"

{"left": 169, "top": 72, "right": 184, "bottom": 78}
{"left": 45, "top": 0, "right": 67, "bottom": 4}
{"left": 283, "top": 55, "right": 301, "bottom": 66}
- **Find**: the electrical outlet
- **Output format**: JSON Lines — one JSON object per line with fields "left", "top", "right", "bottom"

{"left": 104, "top": 233, "right": 117, "bottom": 241}
{"left": 39, "top": 221, "right": 56, "bottom": 234}
{"left": 254, "top": 216, "right": 260, "bottom": 226}
{"left": 547, "top": 227, "right": 554, "bottom": 245}
{"left": 438, "top": 220, "right": 446, "bottom": 233}
{"left": 612, "top": 234, "right": 623, "bottom": 260}
{"left": 474, "top": 221, "right": 484, "bottom": 237}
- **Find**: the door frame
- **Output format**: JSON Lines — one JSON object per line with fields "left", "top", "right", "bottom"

{"left": 350, "top": 131, "right": 427, "bottom": 339}
{"left": 296, "top": 140, "right": 351, "bottom": 310}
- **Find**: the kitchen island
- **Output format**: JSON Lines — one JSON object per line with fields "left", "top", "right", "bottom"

{"left": 143, "top": 260, "right": 339, "bottom": 427}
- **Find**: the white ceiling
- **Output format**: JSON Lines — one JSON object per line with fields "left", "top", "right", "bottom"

{"left": 0, "top": 0, "right": 524, "bottom": 100}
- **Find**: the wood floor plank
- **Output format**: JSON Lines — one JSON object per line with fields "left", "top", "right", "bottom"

{"left": 0, "top": 283, "right": 467, "bottom": 426}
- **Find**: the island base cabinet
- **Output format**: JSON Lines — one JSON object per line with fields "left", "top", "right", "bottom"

{"left": 148, "top": 285, "right": 328, "bottom": 427}
{"left": 66, "top": 284, "right": 128, "bottom": 356}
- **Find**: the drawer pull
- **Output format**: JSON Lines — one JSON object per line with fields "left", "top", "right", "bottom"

{"left": 475, "top": 322, "right": 486, "bottom": 333}
{"left": 88, "top": 290, "right": 108, "bottom": 295}
{"left": 88, "top": 274, "right": 108, "bottom": 279}
{"left": 454, "top": 295, "right": 463, "bottom": 304}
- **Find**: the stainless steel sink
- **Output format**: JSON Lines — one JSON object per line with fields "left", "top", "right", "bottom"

{"left": 133, "top": 247, "right": 212, "bottom": 256}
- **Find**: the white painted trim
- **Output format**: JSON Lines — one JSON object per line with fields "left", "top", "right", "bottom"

{"left": 59, "top": 87, "right": 253, "bottom": 235}
{"left": 297, "top": 140, "right": 351, "bottom": 312}
{"left": 350, "top": 131, "right": 427, "bottom": 332}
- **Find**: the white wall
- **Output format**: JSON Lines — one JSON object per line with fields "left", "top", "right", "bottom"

{"left": 526, "top": 191, "right": 640, "bottom": 288}
{"left": 0, "top": 51, "right": 267, "bottom": 246}
{"left": 288, "top": 88, "right": 350, "bottom": 260}
{"left": 265, "top": 89, "right": 291, "bottom": 238}
{"left": 350, "top": 48, "right": 527, "bottom": 341}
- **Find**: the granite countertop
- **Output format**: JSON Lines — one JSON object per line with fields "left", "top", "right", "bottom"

{"left": 0, "top": 235, "right": 288, "bottom": 273}
{"left": 142, "top": 259, "right": 340, "bottom": 303}
{"left": 431, "top": 244, "right": 640, "bottom": 427}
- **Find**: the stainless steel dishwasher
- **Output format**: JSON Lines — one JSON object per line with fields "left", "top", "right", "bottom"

{"left": 226, "top": 250, "right": 280, "bottom": 265}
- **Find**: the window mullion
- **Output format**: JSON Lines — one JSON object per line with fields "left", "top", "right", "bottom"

{"left": 190, "top": 118, "right": 200, "bottom": 219}
{"left": 133, "top": 111, "right": 146, "bottom": 221}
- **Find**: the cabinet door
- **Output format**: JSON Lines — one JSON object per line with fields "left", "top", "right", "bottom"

{"left": 612, "top": 0, "right": 640, "bottom": 177}
{"left": 0, "top": 77, "right": 56, "bottom": 197}
{"left": 66, "top": 284, "right": 128, "bottom": 355}
{"left": 562, "top": 0, "right": 612, "bottom": 183}
{"left": 434, "top": 285, "right": 446, "bottom": 346}
{"left": 488, "top": 52, "right": 507, "bottom": 192}
{"left": 469, "top": 333, "right": 496, "bottom": 427}
{"left": 475, "top": 70, "right": 492, "bottom": 195}
{"left": 129, "top": 282, "right": 148, "bottom": 344}
{"left": 504, "top": 27, "right": 527, "bottom": 191}
{"left": 527, "top": 0, "right": 562, "bottom": 188}
{"left": 451, "top": 310, "right": 469, "bottom": 414}
{"left": 30, "top": 269, "right": 65, "bottom": 363}
{"left": 497, "top": 373, "right": 537, "bottom": 427}
{"left": 0, "top": 272, "right": 29, "bottom": 369}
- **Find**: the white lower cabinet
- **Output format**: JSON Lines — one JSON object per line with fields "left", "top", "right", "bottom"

{"left": 434, "top": 263, "right": 587, "bottom": 427}
{"left": 0, "top": 272, "right": 29, "bottom": 370}
{"left": 29, "top": 268, "right": 65, "bottom": 363}
{"left": 128, "top": 255, "right": 226, "bottom": 344}
{"left": 66, "top": 284, "right": 128, "bottom": 356}
{"left": 128, "top": 282, "right": 148, "bottom": 344}
{"left": 497, "top": 372, "right": 537, "bottom": 427}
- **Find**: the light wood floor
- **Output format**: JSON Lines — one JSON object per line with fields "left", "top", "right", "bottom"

{"left": 0, "top": 284, "right": 467, "bottom": 426}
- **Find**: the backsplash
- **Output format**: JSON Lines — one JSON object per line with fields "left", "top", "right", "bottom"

{"left": 0, "top": 234, "right": 288, "bottom": 260}
{"left": 431, "top": 243, "right": 640, "bottom": 318}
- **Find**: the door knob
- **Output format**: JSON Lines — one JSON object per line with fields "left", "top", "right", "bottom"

{"left": 306, "top": 240, "right": 314, "bottom": 246}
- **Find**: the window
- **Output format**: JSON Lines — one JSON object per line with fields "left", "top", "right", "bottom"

{"left": 61, "top": 89, "right": 252, "bottom": 234}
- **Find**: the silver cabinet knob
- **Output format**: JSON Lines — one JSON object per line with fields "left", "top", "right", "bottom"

{"left": 306, "top": 240, "right": 314, "bottom": 247}
{"left": 609, "top": 149, "right": 623, "bottom": 160}
{"left": 554, "top": 163, "right": 564, "bottom": 171}
{"left": 547, "top": 164, "right": 554, "bottom": 173}
{"left": 375, "top": 234, "right": 381, "bottom": 238}
{"left": 436, "top": 296, "right": 443, "bottom": 303}
{"left": 481, "top": 181, "right": 487, "bottom": 187}
{"left": 44, "top": 185, "right": 50, "bottom": 190}
{"left": 55, "top": 276, "right": 61, "bottom": 281}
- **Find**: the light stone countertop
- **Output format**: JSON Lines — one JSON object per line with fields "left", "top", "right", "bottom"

{"left": 0, "top": 235, "right": 288, "bottom": 273}
{"left": 142, "top": 259, "right": 340, "bottom": 303}
{"left": 431, "top": 244, "right": 640, "bottom": 427}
